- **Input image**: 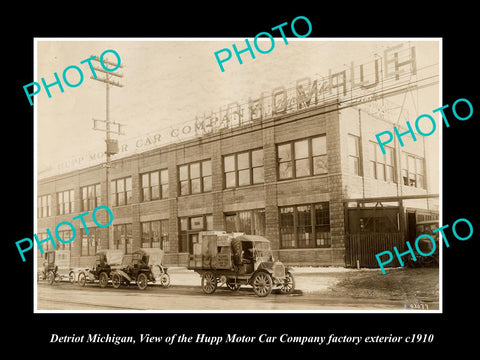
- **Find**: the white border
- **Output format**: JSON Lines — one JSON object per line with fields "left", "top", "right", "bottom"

{"left": 33, "top": 37, "right": 442, "bottom": 314}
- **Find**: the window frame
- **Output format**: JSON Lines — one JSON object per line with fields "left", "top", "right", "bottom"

{"left": 81, "top": 184, "right": 101, "bottom": 211}
{"left": 279, "top": 202, "right": 331, "bottom": 249}
{"left": 223, "top": 148, "right": 264, "bottom": 189}
{"left": 178, "top": 160, "right": 212, "bottom": 196}
{"left": 277, "top": 135, "right": 327, "bottom": 180}
{"left": 37, "top": 194, "right": 52, "bottom": 218}
{"left": 111, "top": 176, "right": 132, "bottom": 207}
{"left": 401, "top": 152, "right": 425, "bottom": 189}
{"left": 369, "top": 141, "right": 396, "bottom": 183}
{"left": 141, "top": 169, "right": 169, "bottom": 202}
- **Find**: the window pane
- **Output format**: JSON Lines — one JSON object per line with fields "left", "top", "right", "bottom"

{"left": 150, "top": 172, "right": 159, "bottom": 186}
{"left": 125, "top": 177, "right": 132, "bottom": 191}
{"left": 385, "top": 147, "right": 394, "bottom": 166}
{"left": 349, "top": 157, "right": 359, "bottom": 175}
{"left": 224, "top": 155, "right": 235, "bottom": 172}
{"left": 160, "top": 169, "right": 168, "bottom": 184}
{"left": 142, "top": 173, "right": 149, "bottom": 188}
{"left": 313, "top": 155, "right": 328, "bottom": 175}
{"left": 416, "top": 158, "right": 424, "bottom": 175}
{"left": 190, "top": 163, "right": 200, "bottom": 179}
{"left": 180, "top": 180, "right": 189, "bottom": 195}
{"left": 295, "top": 158, "right": 310, "bottom": 177}
{"left": 203, "top": 176, "right": 212, "bottom": 192}
{"left": 279, "top": 162, "right": 292, "bottom": 179}
{"left": 191, "top": 178, "right": 201, "bottom": 194}
{"left": 408, "top": 155, "right": 415, "bottom": 172}
{"left": 369, "top": 142, "right": 377, "bottom": 162}
{"left": 253, "top": 167, "right": 264, "bottom": 183}
{"left": 315, "top": 203, "right": 329, "bottom": 225}
{"left": 202, "top": 160, "right": 211, "bottom": 176}
{"left": 237, "top": 152, "right": 249, "bottom": 170}
{"left": 152, "top": 185, "right": 160, "bottom": 200}
{"left": 297, "top": 205, "right": 313, "bottom": 248}
{"left": 280, "top": 207, "right": 295, "bottom": 248}
{"left": 294, "top": 139, "right": 309, "bottom": 159}
{"left": 376, "top": 163, "right": 385, "bottom": 181}
{"left": 417, "top": 174, "right": 424, "bottom": 188}
{"left": 238, "top": 169, "right": 250, "bottom": 186}
{"left": 117, "top": 179, "right": 124, "bottom": 192}
{"left": 161, "top": 184, "right": 169, "bottom": 198}
{"left": 348, "top": 135, "right": 359, "bottom": 156}
{"left": 251, "top": 149, "right": 263, "bottom": 166}
{"left": 386, "top": 166, "right": 394, "bottom": 182}
{"left": 278, "top": 143, "right": 291, "bottom": 162}
{"left": 180, "top": 218, "right": 188, "bottom": 231}
{"left": 179, "top": 165, "right": 188, "bottom": 181}
{"left": 312, "top": 136, "right": 326, "bottom": 156}
{"left": 225, "top": 172, "right": 236, "bottom": 188}
{"left": 225, "top": 214, "right": 236, "bottom": 232}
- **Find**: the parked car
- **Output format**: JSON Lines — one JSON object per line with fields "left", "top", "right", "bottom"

{"left": 77, "top": 249, "right": 124, "bottom": 288}
{"left": 410, "top": 220, "right": 440, "bottom": 267}
{"left": 189, "top": 232, "right": 295, "bottom": 297}
{"left": 38, "top": 250, "right": 76, "bottom": 285}
{"left": 110, "top": 248, "right": 170, "bottom": 290}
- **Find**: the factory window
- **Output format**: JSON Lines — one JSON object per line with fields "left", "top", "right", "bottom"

{"left": 224, "top": 209, "right": 266, "bottom": 235}
{"left": 179, "top": 160, "right": 211, "bottom": 196}
{"left": 224, "top": 149, "right": 264, "bottom": 188}
{"left": 401, "top": 153, "right": 424, "bottom": 188}
{"left": 55, "top": 226, "right": 74, "bottom": 250}
{"left": 277, "top": 135, "right": 327, "bottom": 180}
{"left": 369, "top": 142, "right": 395, "bottom": 182}
{"left": 178, "top": 214, "right": 213, "bottom": 253}
{"left": 111, "top": 177, "right": 132, "bottom": 207}
{"left": 81, "top": 184, "right": 101, "bottom": 211}
{"left": 37, "top": 195, "right": 52, "bottom": 218}
{"left": 113, "top": 223, "right": 133, "bottom": 254}
{"left": 56, "top": 189, "right": 75, "bottom": 215}
{"left": 81, "top": 227, "right": 100, "bottom": 256}
{"left": 36, "top": 232, "right": 54, "bottom": 253}
{"left": 279, "top": 202, "right": 330, "bottom": 249}
{"left": 141, "top": 220, "right": 169, "bottom": 251}
{"left": 348, "top": 135, "right": 361, "bottom": 176}
{"left": 141, "top": 169, "right": 169, "bottom": 202}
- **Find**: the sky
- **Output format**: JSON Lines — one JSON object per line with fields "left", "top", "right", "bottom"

{"left": 35, "top": 38, "right": 440, "bottom": 192}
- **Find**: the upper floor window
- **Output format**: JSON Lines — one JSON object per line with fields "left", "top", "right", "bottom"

{"left": 402, "top": 153, "right": 425, "bottom": 188}
{"left": 111, "top": 177, "right": 132, "bottom": 206}
{"left": 37, "top": 195, "right": 52, "bottom": 218}
{"left": 81, "top": 184, "right": 101, "bottom": 211}
{"left": 179, "top": 160, "right": 212, "bottom": 196}
{"left": 277, "top": 135, "right": 327, "bottom": 180}
{"left": 57, "top": 190, "right": 75, "bottom": 215}
{"left": 369, "top": 142, "right": 395, "bottom": 182}
{"left": 224, "top": 149, "right": 264, "bottom": 188}
{"left": 141, "top": 169, "right": 168, "bottom": 201}
{"left": 348, "top": 135, "right": 361, "bottom": 176}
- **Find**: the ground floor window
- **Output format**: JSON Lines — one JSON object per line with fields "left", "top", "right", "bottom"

{"left": 81, "top": 228, "right": 100, "bottom": 256}
{"left": 279, "top": 202, "right": 331, "bottom": 249}
{"left": 141, "top": 220, "right": 169, "bottom": 251}
{"left": 178, "top": 214, "right": 213, "bottom": 253}
{"left": 56, "top": 229, "right": 73, "bottom": 250}
{"left": 224, "top": 209, "right": 265, "bottom": 235}
{"left": 113, "top": 223, "right": 133, "bottom": 254}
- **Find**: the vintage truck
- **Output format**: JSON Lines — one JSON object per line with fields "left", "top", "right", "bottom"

{"left": 38, "top": 250, "right": 76, "bottom": 285}
{"left": 188, "top": 231, "right": 295, "bottom": 297}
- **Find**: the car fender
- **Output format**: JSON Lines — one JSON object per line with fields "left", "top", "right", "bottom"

{"left": 112, "top": 269, "right": 132, "bottom": 282}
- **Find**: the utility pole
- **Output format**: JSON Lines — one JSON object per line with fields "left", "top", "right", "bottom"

{"left": 91, "top": 54, "right": 125, "bottom": 251}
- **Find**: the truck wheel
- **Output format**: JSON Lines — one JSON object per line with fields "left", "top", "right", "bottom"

{"left": 78, "top": 272, "right": 86, "bottom": 287}
{"left": 112, "top": 273, "right": 122, "bottom": 289}
{"left": 279, "top": 271, "right": 295, "bottom": 294}
{"left": 47, "top": 271, "right": 55, "bottom": 285}
{"left": 201, "top": 271, "right": 217, "bottom": 294}
{"left": 137, "top": 273, "right": 148, "bottom": 290}
{"left": 69, "top": 271, "right": 75, "bottom": 284}
{"left": 99, "top": 272, "right": 109, "bottom": 288}
{"left": 252, "top": 270, "right": 273, "bottom": 297}
{"left": 160, "top": 273, "right": 170, "bottom": 288}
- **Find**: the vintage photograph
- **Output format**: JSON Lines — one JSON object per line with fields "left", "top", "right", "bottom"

{"left": 34, "top": 38, "right": 440, "bottom": 312}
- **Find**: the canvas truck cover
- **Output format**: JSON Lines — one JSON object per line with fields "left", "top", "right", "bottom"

{"left": 104, "top": 250, "right": 124, "bottom": 265}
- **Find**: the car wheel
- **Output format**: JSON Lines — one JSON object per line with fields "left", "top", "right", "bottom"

{"left": 160, "top": 273, "right": 170, "bottom": 288}
{"left": 252, "top": 270, "right": 273, "bottom": 297}
{"left": 112, "top": 273, "right": 122, "bottom": 289}
{"left": 78, "top": 272, "right": 86, "bottom": 287}
{"left": 69, "top": 271, "right": 75, "bottom": 284}
{"left": 137, "top": 273, "right": 148, "bottom": 290}
{"left": 201, "top": 271, "right": 217, "bottom": 294}
{"left": 99, "top": 272, "right": 109, "bottom": 288}
{"left": 279, "top": 271, "right": 295, "bottom": 294}
{"left": 47, "top": 271, "right": 55, "bottom": 285}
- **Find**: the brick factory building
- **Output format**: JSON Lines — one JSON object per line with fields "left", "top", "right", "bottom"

{"left": 36, "top": 95, "right": 438, "bottom": 268}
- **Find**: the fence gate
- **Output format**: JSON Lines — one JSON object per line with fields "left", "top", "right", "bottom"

{"left": 345, "top": 232, "right": 405, "bottom": 268}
